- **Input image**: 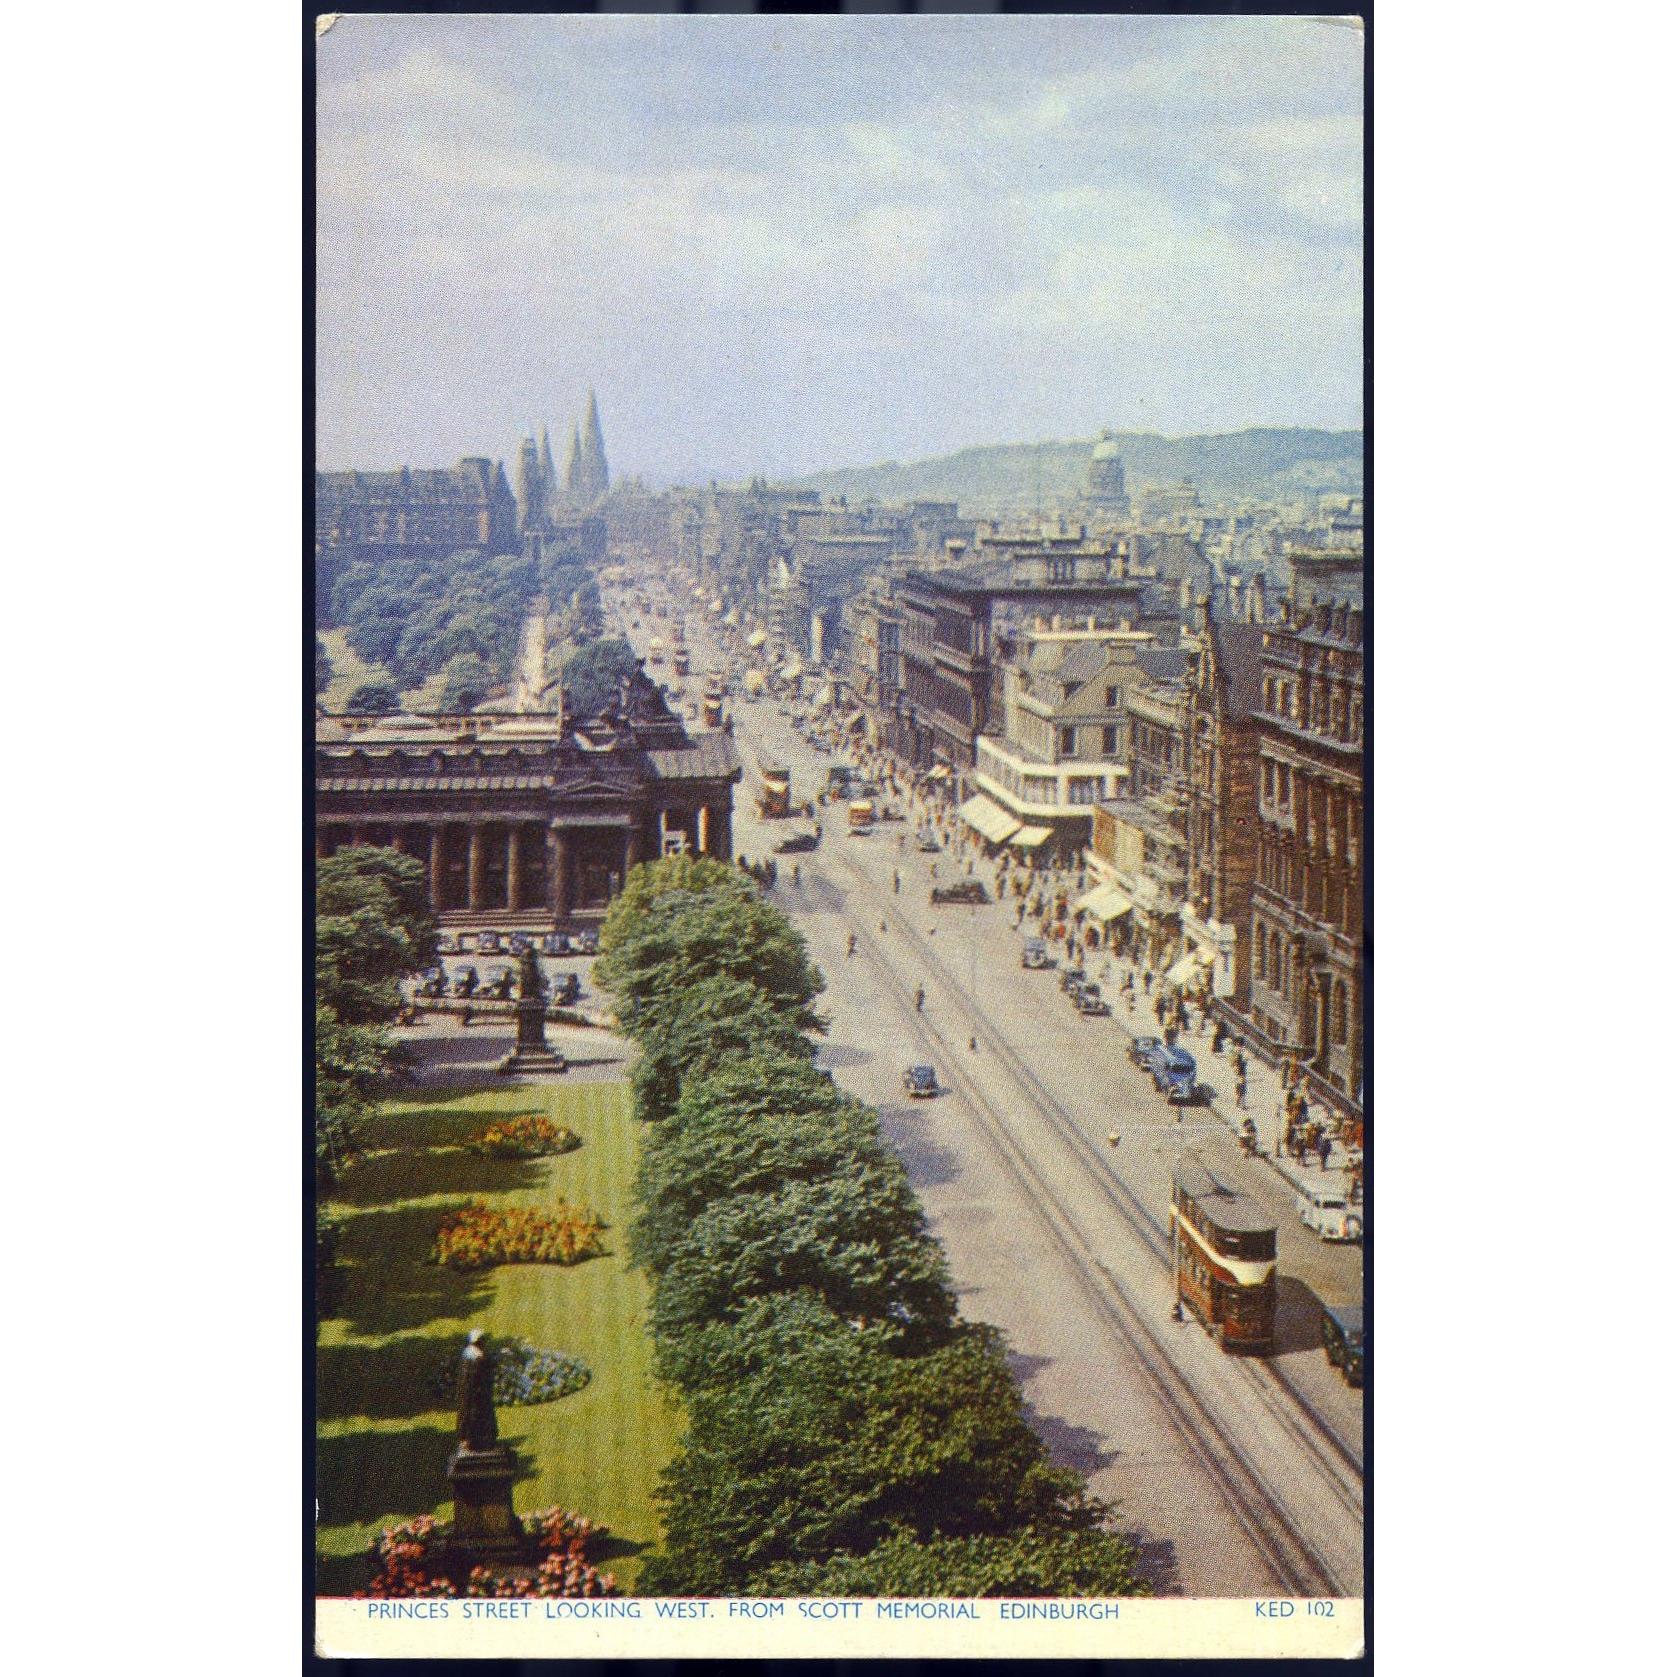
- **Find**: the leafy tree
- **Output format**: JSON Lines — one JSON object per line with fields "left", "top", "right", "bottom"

{"left": 343, "top": 680, "right": 400, "bottom": 716}
{"left": 596, "top": 862, "right": 824, "bottom": 1047}
{"left": 314, "top": 847, "right": 436, "bottom": 1182}
{"left": 751, "top": 1527, "right": 1148, "bottom": 1599}
{"left": 562, "top": 637, "right": 642, "bottom": 718}
{"left": 648, "top": 1153, "right": 955, "bottom": 1353}
{"left": 628, "top": 975, "right": 816, "bottom": 1125}
{"left": 438, "top": 651, "right": 493, "bottom": 713}
{"left": 316, "top": 635, "right": 332, "bottom": 697}
{"left": 643, "top": 1322, "right": 1105, "bottom": 1596}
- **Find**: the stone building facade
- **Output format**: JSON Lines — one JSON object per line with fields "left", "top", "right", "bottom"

{"left": 315, "top": 680, "right": 740, "bottom": 928}
{"left": 1246, "top": 589, "right": 1365, "bottom": 1114}
{"left": 315, "top": 457, "right": 519, "bottom": 558}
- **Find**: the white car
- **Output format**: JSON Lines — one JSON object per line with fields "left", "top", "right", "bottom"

{"left": 1297, "top": 1187, "right": 1363, "bottom": 1243}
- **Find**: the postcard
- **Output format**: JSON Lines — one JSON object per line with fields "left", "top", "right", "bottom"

{"left": 312, "top": 7, "right": 1367, "bottom": 1660}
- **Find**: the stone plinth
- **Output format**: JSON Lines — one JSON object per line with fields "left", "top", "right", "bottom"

{"left": 498, "top": 996, "right": 567, "bottom": 1075}
{"left": 445, "top": 1444, "right": 529, "bottom": 1565}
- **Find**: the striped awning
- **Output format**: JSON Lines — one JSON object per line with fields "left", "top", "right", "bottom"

{"left": 1010, "top": 825, "right": 1053, "bottom": 849}
{"left": 1075, "top": 884, "right": 1134, "bottom": 924}
{"left": 1165, "top": 949, "right": 1212, "bottom": 989}
{"left": 959, "top": 793, "right": 1021, "bottom": 845}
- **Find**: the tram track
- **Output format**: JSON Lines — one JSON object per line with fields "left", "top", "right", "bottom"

{"left": 821, "top": 841, "right": 1364, "bottom": 1491}
{"left": 808, "top": 872, "right": 1347, "bottom": 1598}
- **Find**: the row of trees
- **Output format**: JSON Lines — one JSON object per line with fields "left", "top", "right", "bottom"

{"left": 324, "top": 548, "right": 601, "bottom": 701}
{"left": 594, "top": 857, "right": 1147, "bottom": 1597}
{"left": 315, "top": 847, "right": 436, "bottom": 1184}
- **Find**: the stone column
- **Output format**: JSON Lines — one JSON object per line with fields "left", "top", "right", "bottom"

{"left": 625, "top": 820, "right": 645, "bottom": 872}
{"left": 697, "top": 804, "right": 711, "bottom": 857}
{"left": 467, "top": 825, "right": 486, "bottom": 912}
{"left": 428, "top": 827, "right": 446, "bottom": 913}
{"left": 506, "top": 825, "right": 523, "bottom": 912}
{"left": 715, "top": 802, "right": 733, "bottom": 862}
{"left": 549, "top": 826, "right": 571, "bottom": 921}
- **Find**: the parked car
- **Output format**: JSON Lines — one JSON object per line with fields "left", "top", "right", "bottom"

{"left": 1020, "top": 936, "right": 1051, "bottom": 969}
{"left": 1321, "top": 1303, "right": 1365, "bottom": 1386}
{"left": 417, "top": 967, "right": 447, "bottom": 999}
{"left": 575, "top": 929, "right": 600, "bottom": 955}
{"left": 1076, "top": 989, "right": 1111, "bottom": 1017}
{"left": 475, "top": 930, "right": 502, "bottom": 955}
{"left": 509, "top": 931, "right": 532, "bottom": 955}
{"left": 903, "top": 1065, "right": 940, "bottom": 1098}
{"left": 917, "top": 832, "right": 941, "bottom": 853}
{"left": 1060, "top": 966, "right": 1087, "bottom": 993}
{"left": 541, "top": 932, "right": 573, "bottom": 956}
{"left": 931, "top": 880, "right": 989, "bottom": 905}
{"left": 1143, "top": 1040, "right": 1199, "bottom": 1103}
{"left": 775, "top": 830, "right": 819, "bottom": 854}
{"left": 452, "top": 965, "right": 479, "bottom": 998}
{"left": 483, "top": 966, "right": 516, "bottom": 1001}
{"left": 1298, "top": 1186, "right": 1364, "bottom": 1243}
{"left": 436, "top": 932, "right": 460, "bottom": 956}
{"left": 549, "top": 972, "right": 581, "bottom": 1007}
{"left": 1127, "top": 1034, "right": 1162, "bottom": 1067}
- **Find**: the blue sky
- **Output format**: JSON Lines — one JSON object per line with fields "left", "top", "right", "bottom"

{"left": 316, "top": 13, "right": 1363, "bottom": 483}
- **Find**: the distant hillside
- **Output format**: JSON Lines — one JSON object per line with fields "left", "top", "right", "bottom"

{"left": 788, "top": 428, "right": 1363, "bottom": 508}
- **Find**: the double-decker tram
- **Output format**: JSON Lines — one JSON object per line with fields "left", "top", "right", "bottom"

{"left": 1170, "top": 1151, "right": 1278, "bottom": 1354}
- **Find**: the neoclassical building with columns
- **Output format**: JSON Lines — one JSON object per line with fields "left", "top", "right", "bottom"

{"left": 315, "top": 682, "right": 740, "bottom": 928}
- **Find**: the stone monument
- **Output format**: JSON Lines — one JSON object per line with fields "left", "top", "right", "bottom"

{"left": 444, "top": 1330, "right": 529, "bottom": 1566}
{"left": 497, "top": 945, "right": 567, "bottom": 1075}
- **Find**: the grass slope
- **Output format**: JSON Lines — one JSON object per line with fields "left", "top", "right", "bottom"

{"left": 318, "top": 626, "right": 447, "bottom": 714}
{"left": 316, "top": 1080, "right": 679, "bottom": 1594}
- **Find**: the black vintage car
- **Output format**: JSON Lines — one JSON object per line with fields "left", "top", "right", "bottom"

{"left": 1322, "top": 1304, "right": 1365, "bottom": 1387}
{"left": 452, "top": 965, "right": 479, "bottom": 998}
{"left": 774, "top": 830, "right": 819, "bottom": 854}
{"left": 930, "top": 880, "right": 988, "bottom": 906}
{"left": 902, "top": 1065, "right": 940, "bottom": 1098}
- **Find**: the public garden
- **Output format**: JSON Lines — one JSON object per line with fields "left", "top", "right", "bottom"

{"left": 314, "top": 1077, "right": 678, "bottom": 1595}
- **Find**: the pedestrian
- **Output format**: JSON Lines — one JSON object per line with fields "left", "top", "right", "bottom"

{"left": 1236, "top": 1072, "right": 1248, "bottom": 1109}
{"left": 915, "top": 985, "right": 925, "bottom": 1012}
{"left": 1143, "top": 970, "right": 1153, "bottom": 995}
{"left": 792, "top": 863, "right": 800, "bottom": 885}
{"left": 1213, "top": 1019, "right": 1227, "bottom": 1054}
{"left": 461, "top": 1004, "right": 473, "bottom": 1030}
{"left": 893, "top": 870, "right": 901, "bottom": 894}
{"left": 880, "top": 919, "right": 887, "bottom": 935}
{"left": 1317, "top": 1129, "right": 1332, "bottom": 1171}
{"left": 969, "top": 1034, "right": 978, "bottom": 1053}
{"left": 1164, "top": 1024, "right": 1178, "bottom": 1047}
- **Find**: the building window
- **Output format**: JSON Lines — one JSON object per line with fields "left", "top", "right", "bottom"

{"left": 1101, "top": 725, "right": 1118, "bottom": 755}
{"left": 1332, "top": 979, "right": 1348, "bottom": 1044}
{"left": 1105, "top": 685, "right": 1118, "bottom": 708}
{"left": 1060, "top": 725, "right": 1077, "bottom": 755}
{"left": 1263, "top": 760, "right": 1275, "bottom": 801}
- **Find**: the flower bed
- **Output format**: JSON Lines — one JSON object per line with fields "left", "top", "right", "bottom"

{"left": 430, "top": 1200, "right": 605, "bottom": 1270}
{"left": 358, "top": 1509, "right": 617, "bottom": 1598}
{"left": 430, "top": 1338, "right": 591, "bottom": 1407}
{"left": 469, "top": 1114, "right": 581, "bottom": 1158}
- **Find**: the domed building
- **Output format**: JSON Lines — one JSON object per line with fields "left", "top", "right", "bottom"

{"left": 1085, "top": 430, "right": 1130, "bottom": 516}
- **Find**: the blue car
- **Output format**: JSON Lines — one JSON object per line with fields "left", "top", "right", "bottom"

{"left": 1144, "top": 1041, "right": 1199, "bottom": 1104}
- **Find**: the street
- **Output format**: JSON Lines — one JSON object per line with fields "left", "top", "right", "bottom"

{"left": 605, "top": 587, "right": 1365, "bottom": 1598}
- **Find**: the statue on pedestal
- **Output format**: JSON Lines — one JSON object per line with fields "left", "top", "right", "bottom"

{"left": 445, "top": 1330, "right": 528, "bottom": 1565}
{"left": 498, "top": 945, "right": 567, "bottom": 1075}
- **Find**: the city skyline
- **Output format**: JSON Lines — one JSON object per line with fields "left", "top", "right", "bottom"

{"left": 316, "top": 13, "right": 1363, "bottom": 484}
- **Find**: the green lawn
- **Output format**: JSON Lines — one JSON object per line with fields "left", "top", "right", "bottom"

{"left": 317, "top": 626, "right": 442, "bottom": 714}
{"left": 316, "top": 1080, "right": 680, "bottom": 1594}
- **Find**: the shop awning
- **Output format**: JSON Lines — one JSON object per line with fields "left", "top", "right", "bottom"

{"left": 1164, "top": 951, "right": 1209, "bottom": 990}
{"left": 959, "top": 793, "right": 1022, "bottom": 845}
{"left": 925, "top": 764, "right": 952, "bottom": 782}
{"left": 1075, "top": 884, "right": 1134, "bottom": 924}
{"left": 1010, "top": 825, "right": 1053, "bottom": 849}
{"left": 747, "top": 628, "right": 768, "bottom": 648}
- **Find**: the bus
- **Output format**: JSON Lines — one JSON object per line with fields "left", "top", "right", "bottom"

{"left": 757, "top": 758, "right": 792, "bottom": 819}
{"left": 1170, "top": 1151, "right": 1277, "bottom": 1354}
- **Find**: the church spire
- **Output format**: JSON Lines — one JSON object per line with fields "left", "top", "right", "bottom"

{"left": 578, "top": 388, "right": 609, "bottom": 502}
{"left": 562, "top": 421, "right": 582, "bottom": 496}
